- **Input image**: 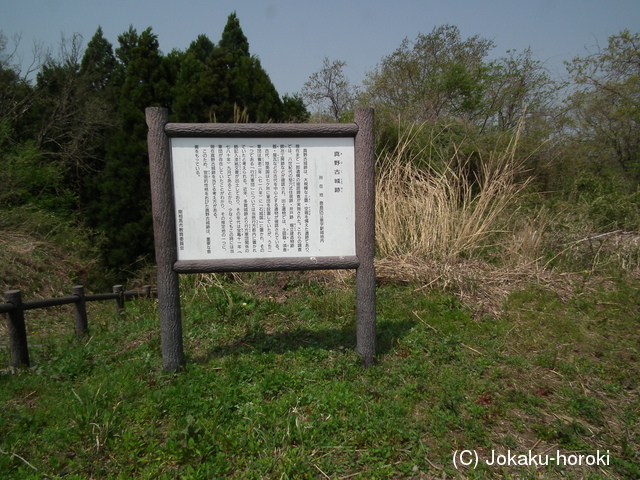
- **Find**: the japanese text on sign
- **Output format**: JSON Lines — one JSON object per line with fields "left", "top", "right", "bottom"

{"left": 171, "top": 137, "right": 356, "bottom": 261}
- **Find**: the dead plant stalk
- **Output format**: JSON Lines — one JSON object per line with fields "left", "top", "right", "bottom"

{"left": 375, "top": 121, "right": 532, "bottom": 261}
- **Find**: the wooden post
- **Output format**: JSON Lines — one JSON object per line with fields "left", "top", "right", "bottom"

{"left": 142, "top": 285, "right": 151, "bottom": 298}
{"left": 72, "top": 285, "right": 89, "bottom": 337}
{"left": 146, "top": 106, "right": 185, "bottom": 372}
{"left": 354, "top": 108, "right": 377, "bottom": 366}
{"left": 4, "top": 290, "right": 30, "bottom": 368}
{"left": 113, "top": 285, "right": 124, "bottom": 314}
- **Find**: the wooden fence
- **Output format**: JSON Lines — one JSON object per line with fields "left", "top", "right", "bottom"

{"left": 1, "top": 285, "right": 155, "bottom": 368}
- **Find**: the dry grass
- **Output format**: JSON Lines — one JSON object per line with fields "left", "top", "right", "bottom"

{"left": 372, "top": 121, "right": 640, "bottom": 317}
{"left": 0, "top": 229, "right": 98, "bottom": 342}
{"left": 375, "top": 255, "right": 593, "bottom": 318}
{"left": 0, "top": 231, "right": 93, "bottom": 298}
{"left": 544, "top": 228, "right": 640, "bottom": 276}
{"left": 375, "top": 121, "right": 532, "bottom": 260}
{"left": 502, "top": 212, "right": 548, "bottom": 267}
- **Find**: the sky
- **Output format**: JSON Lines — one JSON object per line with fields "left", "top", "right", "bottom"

{"left": 2, "top": 0, "right": 640, "bottom": 96}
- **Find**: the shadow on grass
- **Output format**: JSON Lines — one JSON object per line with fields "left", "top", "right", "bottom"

{"left": 193, "top": 318, "right": 416, "bottom": 364}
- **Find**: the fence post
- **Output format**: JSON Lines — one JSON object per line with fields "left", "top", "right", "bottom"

{"left": 142, "top": 285, "right": 151, "bottom": 298}
{"left": 113, "top": 285, "right": 124, "bottom": 315}
{"left": 72, "top": 285, "right": 89, "bottom": 337}
{"left": 4, "top": 290, "right": 30, "bottom": 368}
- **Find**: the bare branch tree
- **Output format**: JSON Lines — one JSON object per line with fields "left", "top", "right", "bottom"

{"left": 0, "top": 31, "right": 45, "bottom": 124}
{"left": 302, "top": 57, "right": 357, "bottom": 122}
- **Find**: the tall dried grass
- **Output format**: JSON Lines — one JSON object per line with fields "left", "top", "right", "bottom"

{"left": 375, "top": 122, "right": 532, "bottom": 261}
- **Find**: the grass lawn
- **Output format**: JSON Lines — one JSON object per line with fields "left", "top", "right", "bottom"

{"left": 1, "top": 270, "right": 639, "bottom": 479}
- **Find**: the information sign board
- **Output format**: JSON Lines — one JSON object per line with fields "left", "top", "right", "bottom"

{"left": 170, "top": 137, "right": 356, "bottom": 261}
{"left": 146, "top": 107, "right": 376, "bottom": 371}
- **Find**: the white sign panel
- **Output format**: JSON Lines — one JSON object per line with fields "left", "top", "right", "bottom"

{"left": 170, "top": 138, "right": 356, "bottom": 261}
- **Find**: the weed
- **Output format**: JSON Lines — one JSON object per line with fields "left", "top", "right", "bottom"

{"left": 71, "top": 384, "right": 122, "bottom": 452}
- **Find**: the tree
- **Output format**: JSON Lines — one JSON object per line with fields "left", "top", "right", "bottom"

{"left": 171, "top": 13, "right": 286, "bottom": 123}
{"left": 170, "top": 34, "right": 228, "bottom": 122}
{"left": 216, "top": 12, "right": 283, "bottom": 122}
{"left": 564, "top": 30, "right": 640, "bottom": 180}
{"left": 33, "top": 33, "right": 116, "bottom": 183}
{"left": 219, "top": 11, "right": 249, "bottom": 62}
{"left": 80, "top": 26, "right": 116, "bottom": 91}
{"left": 477, "top": 48, "right": 559, "bottom": 132}
{"left": 361, "top": 25, "right": 494, "bottom": 124}
{"left": 0, "top": 35, "right": 76, "bottom": 217}
{"left": 90, "top": 26, "right": 170, "bottom": 271}
{"left": 0, "top": 120, "right": 73, "bottom": 212}
{"left": 0, "top": 31, "right": 40, "bottom": 130}
{"left": 281, "top": 93, "right": 309, "bottom": 122}
{"left": 302, "top": 57, "right": 356, "bottom": 122}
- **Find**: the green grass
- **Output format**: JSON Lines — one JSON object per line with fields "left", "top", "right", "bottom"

{"left": 1, "top": 272, "right": 639, "bottom": 479}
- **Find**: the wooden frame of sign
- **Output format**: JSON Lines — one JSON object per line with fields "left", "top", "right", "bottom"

{"left": 146, "top": 107, "right": 376, "bottom": 371}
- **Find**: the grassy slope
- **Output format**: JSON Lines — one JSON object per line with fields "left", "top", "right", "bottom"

{"left": 1, "top": 271, "right": 638, "bottom": 479}
{"left": 0, "top": 207, "right": 103, "bottom": 299}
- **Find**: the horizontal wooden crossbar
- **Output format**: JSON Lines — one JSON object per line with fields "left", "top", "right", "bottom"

{"left": 164, "top": 122, "right": 359, "bottom": 138}
{"left": 174, "top": 256, "right": 360, "bottom": 273}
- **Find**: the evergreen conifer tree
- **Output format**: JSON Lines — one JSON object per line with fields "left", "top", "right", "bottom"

{"left": 170, "top": 13, "right": 306, "bottom": 124}
{"left": 75, "top": 28, "right": 118, "bottom": 205}
{"left": 217, "top": 12, "right": 283, "bottom": 122}
{"left": 80, "top": 27, "right": 116, "bottom": 91}
{"left": 219, "top": 12, "right": 249, "bottom": 61}
{"left": 170, "top": 34, "right": 227, "bottom": 122}
{"left": 92, "top": 26, "right": 169, "bottom": 272}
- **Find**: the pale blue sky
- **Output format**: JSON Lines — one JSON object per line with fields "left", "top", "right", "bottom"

{"left": 2, "top": 0, "right": 639, "bottom": 96}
